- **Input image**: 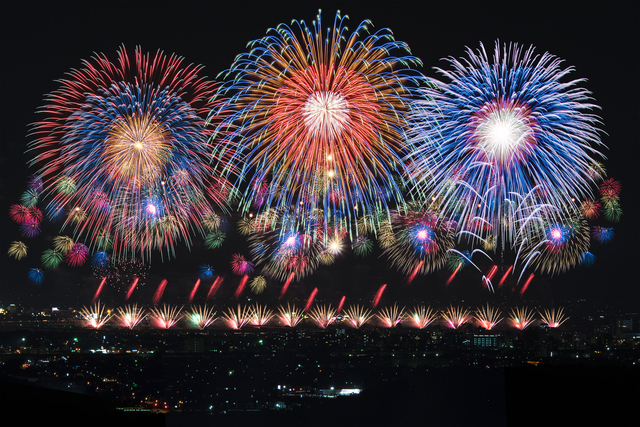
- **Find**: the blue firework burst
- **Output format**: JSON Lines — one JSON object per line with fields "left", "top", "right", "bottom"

{"left": 407, "top": 41, "right": 605, "bottom": 247}
{"left": 28, "top": 268, "right": 45, "bottom": 285}
{"left": 199, "top": 264, "right": 215, "bottom": 281}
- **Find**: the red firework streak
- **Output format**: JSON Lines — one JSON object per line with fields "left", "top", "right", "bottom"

{"left": 92, "top": 277, "right": 107, "bottom": 303}
{"left": 498, "top": 266, "right": 513, "bottom": 288}
{"left": 519, "top": 274, "right": 534, "bottom": 296}
{"left": 234, "top": 275, "right": 249, "bottom": 299}
{"left": 407, "top": 261, "right": 424, "bottom": 284}
{"left": 446, "top": 263, "right": 462, "bottom": 286}
{"left": 152, "top": 279, "right": 168, "bottom": 305}
{"left": 304, "top": 288, "right": 318, "bottom": 312}
{"left": 188, "top": 278, "right": 201, "bottom": 303}
{"left": 337, "top": 295, "right": 346, "bottom": 314}
{"left": 279, "top": 272, "right": 296, "bottom": 301}
{"left": 372, "top": 284, "right": 386, "bottom": 309}
{"left": 206, "top": 277, "right": 223, "bottom": 300}
{"left": 125, "top": 277, "right": 139, "bottom": 301}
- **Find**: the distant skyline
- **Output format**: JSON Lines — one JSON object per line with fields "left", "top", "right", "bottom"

{"left": 1, "top": 1, "right": 638, "bottom": 307}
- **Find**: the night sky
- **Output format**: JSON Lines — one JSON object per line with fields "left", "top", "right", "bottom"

{"left": 1, "top": 1, "right": 638, "bottom": 308}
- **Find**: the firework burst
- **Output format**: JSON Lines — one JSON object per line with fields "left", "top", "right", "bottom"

{"left": 249, "top": 304, "right": 275, "bottom": 327}
{"left": 309, "top": 304, "right": 337, "bottom": 329}
{"left": 509, "top": 306, "right": 535, "bottom": 330}
{"left": 79, "top": 301, "right": 112, "bottom": 328}
{"left": 343, "top": 304, "right": 374, "bottom": 329}
{"left": 215, "top": 10, "right": 424, "bottom": 231}
{"left": 376, "top": 304, "right": 407, "bottom": 328}
{"left": 379, "top": 204, "right": 456, "bottom": 276}
{"left": 474, "top": 304, "right": 503, "bottom": 330}
{"left": 187, "top": 305, "right": 217, "bottom": 330}
{"left": 28, "top": 268, "right": 45, "bottom": 285}
{"left": 538, "top": 307, "right": 568, "bottom": 328}
{"left": 117, "top": 304, "right": 146, "bottom": 329}
{"left": 223, "top": 305, "right": 253, "bottom": 330}
{"left": 150, "top": 304, "right": 184, "bottom": 329}
{"left": 27, "top": 46, "right": 232, "bottom": 262}
{"left": 8, "top": 241, "right": 28, "bottom": 261}
{"left": 278, "top": 303, "right": 304, "bottom": 327}
{"left": 409, "top": 305, "right": 438, "bottom": 329}
{"left": 441, "top": 305, "right": 470, "bottom": 329}
{"left": 407, "top": 41, "right": 605, "bottom": 248}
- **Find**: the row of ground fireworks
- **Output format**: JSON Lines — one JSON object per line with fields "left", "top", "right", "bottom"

{"left": 80, "top": 301, "right": 567, "bottom": 331}
{"left": 7, "top": 10, "right": 621, "bottom": 298}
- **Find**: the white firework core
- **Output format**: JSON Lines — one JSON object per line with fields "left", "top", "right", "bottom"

{"left": 475, "top": 106, "right": 535, "bottom": 163}
{"left": 303, "top": 91, "right": 349, "bottom": 139}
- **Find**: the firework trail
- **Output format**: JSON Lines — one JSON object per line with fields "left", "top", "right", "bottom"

{"left": 498, "top": 266, "right": 513, "bottom": 287}
{"left": 150, "top": 304, "right": 184, "bottom": 329}
{"left": 343, "top": 305, "right": 374, "bottom": 329}
{"left": 519, "top": 274, "right": 535, "bottom": 296}
{"left": 279, "top": 272, "right": 296, "bottom": 301}
{"left": 304, "top": 288, "right": 318, "bottom": 312}
{"left": 510, "top": 307, "right": 535, "bottom": 330}
{"left": 446, "top": 263, "right": 462, "bottom": 286}
{"left": 539, "top": 307, "right": 568, "bottom": 328}
{"left": 441, "top": 305, "right": 470, "bottom": 329}
{"left": 92, "top": 277, "right": 107, "bottom": 303}
{"left": 337, "top": 296, "right": 346, "bottom": 314}
{"left": 152, "top": 279, "right": 168, "bottom": 305}
{"left": 234, "top": 275, "right": 250, "bottom": 300}
{"left": 206, "top": 277, "right": 223, "bottom": 300}
{"left": 188, "top": 279, "right": 201, "bottom": 303}
{"left": 278, "top": 303, "right": 304, "bottom": 327}
{"left": 80, "top": 301, "right": 112, "bottom": 329}
{"left": 117, "top": 304, "right": 145, "bottom": 329}
{"left": 372, "top": 284, "right": 387, "bottom": 309}
{"left": 125, "top": 277, "right": 139, "bottom": 301}
{"left": 376, "top": 304, "right": 406, "bottom": 328}
{"left": 474, "top": 304, "right": 503, "bottom": 330}
{"left": 214, "top": 10, "right": 424, "bottom": 232}
{"left": 409, "top": 305, "right": 438, "bottom": 329}
{"left": 187, "top": 305, "right": 217, "bottom": 330}
{"left": 407, "top": 41, "right": 605, "bottom": 249}
{"left": 27, "top": 46, "right": 232, "bottom": 262}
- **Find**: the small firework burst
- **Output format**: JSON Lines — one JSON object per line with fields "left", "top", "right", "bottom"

{"left": 65, "top": 243, "right": 89, "bottom": 267}
{"left": 249, "top": 276, "right": 267, "bottom": 294}
{"left": 28, "top": 268, "right": 45, "bottom": 285}
{"left": 230, "top": 254, "right": 254, "bottom": 276}
{"left": 7, "top": 241, "right": 28, "bottom": 261}
{"left": 41, "top": 248, "right": 64, "bottom": 268}
{"left": 199, "top": 264, "right": 215, "bottom": 281}
{"left": 204, "top": 231, "right": 226, "bottom": 249}
{"left": 351, "top": 235, "right": 373, "bottom": 257}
